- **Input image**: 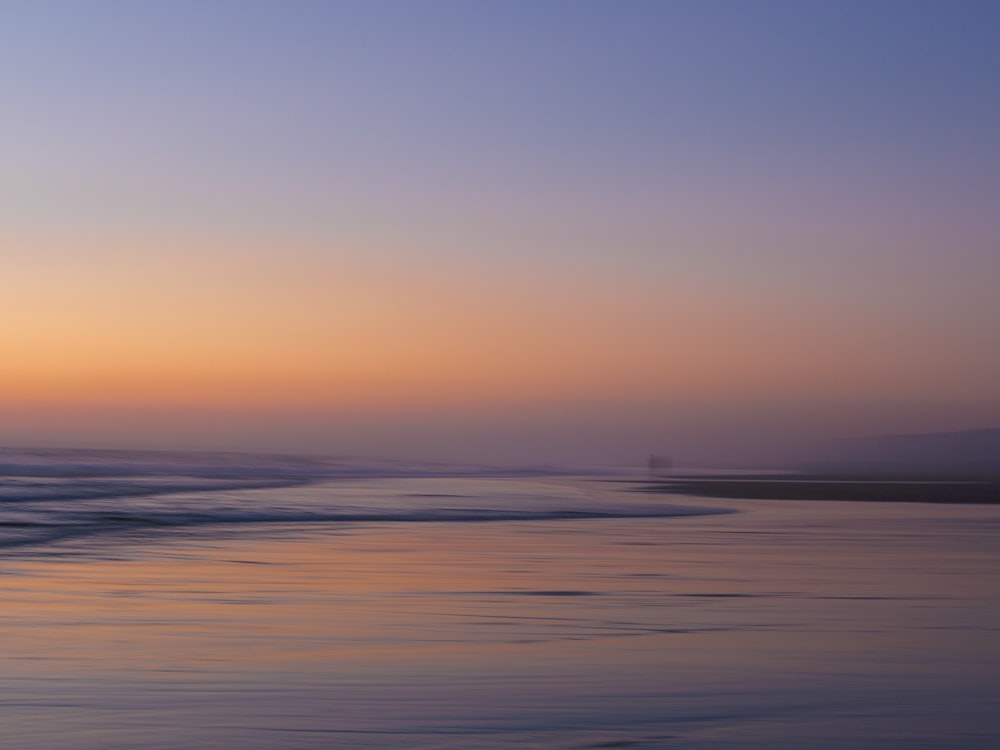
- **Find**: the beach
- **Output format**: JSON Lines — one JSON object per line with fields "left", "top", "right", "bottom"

{"left": 2, "top": 456, "right": 999, "bottom": 749}
{"left": 638, "top": 476, "right": 1000, "bottom": 504}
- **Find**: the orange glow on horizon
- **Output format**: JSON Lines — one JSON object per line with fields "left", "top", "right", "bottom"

{"left": 4, "top": 229, "right": 996, "bottom": 418}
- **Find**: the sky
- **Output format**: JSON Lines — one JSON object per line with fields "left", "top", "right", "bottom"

{"left": 3, "top": 0, "right": 999, "bottom": 465}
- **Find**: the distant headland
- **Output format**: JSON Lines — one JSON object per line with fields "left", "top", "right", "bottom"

{"left": 800, "top": 427, "right": 1000, "bottom": 479}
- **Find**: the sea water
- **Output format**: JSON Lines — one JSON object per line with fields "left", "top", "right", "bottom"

{"left": 1, "top": 448, "right": 998, "bottom": 748}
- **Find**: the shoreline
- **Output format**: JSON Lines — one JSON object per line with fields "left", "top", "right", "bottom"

{"left": 633, "top": 475, "right": 1000, "bottom": 504}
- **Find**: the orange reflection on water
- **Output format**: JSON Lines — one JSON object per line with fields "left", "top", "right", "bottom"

{"left": 2, "top": 496, "right": 999, "bottom": 748}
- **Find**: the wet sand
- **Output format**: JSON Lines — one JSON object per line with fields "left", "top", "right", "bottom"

{"left": 637, "top": 476, "right": 1000, "bottom": 504}
{"left": 1, "top": 479, "right": 999, "bottom": 749}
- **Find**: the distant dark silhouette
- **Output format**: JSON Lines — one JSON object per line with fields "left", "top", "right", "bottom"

{"left": 647, "top": 454, "right": 672, "bottom": 478}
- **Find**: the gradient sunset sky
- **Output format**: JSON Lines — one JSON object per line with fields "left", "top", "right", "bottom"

{"left": 4, "top": 1, "right": 999, "bottom": 464}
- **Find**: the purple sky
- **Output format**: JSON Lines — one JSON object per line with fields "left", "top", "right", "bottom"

{"left": 3, "top": 1, "right": 999, "bottom": 465}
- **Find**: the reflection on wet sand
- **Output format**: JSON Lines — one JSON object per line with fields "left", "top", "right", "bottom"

{"left": 2, "top": 483, "right": 999, "bottom": 749}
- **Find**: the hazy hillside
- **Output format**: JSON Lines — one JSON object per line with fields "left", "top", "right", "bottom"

{"left": 803, "top": 428, "right": 1000, "bottom": 478}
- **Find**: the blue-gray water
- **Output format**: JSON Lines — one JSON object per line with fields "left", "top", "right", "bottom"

{"left": 1, "top": 448, "right": 998, "bottom": 748}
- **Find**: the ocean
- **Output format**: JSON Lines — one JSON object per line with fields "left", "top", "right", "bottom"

{"left": 1, "top": 448, "right": 998, "bottom": 749}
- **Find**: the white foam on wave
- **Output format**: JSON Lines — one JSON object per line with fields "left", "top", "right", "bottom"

{"left": 0, "top": 449, "right": 695, "bottom": 553}
{"left": 0, "top": 446, "right": 605, "bottom": 480}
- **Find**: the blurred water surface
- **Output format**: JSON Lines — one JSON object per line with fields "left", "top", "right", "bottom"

{"left": 0, "top": 460, "right": 998, "bottom": 748}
